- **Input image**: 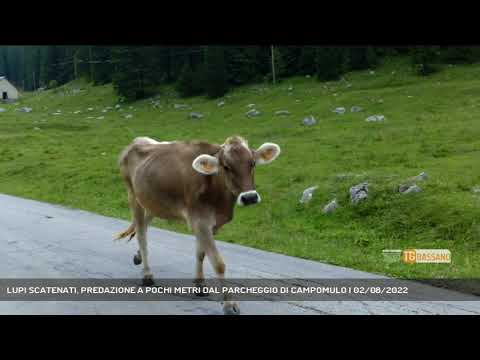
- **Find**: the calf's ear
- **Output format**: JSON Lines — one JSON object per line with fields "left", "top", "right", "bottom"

{"left": 255, "top": 143, "right": 281, "bottom": 165}
{"left": 192, "top": 154, "right": 219, "bottom": 175}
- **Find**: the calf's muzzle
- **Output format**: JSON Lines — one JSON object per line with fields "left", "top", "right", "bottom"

{"left": 237, "top": 190, "right": 261, "bottom": 206}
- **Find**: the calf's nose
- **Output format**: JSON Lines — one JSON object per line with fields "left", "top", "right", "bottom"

{"left": 238, "top": 191, "right": 261, "bottom": 206}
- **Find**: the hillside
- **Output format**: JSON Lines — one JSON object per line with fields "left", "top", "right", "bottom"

{"left": 1, "top": 56, "right": 480, "bottom": 280}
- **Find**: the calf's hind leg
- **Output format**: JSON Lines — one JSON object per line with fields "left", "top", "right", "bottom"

{"left": 133, "top": 203, "right": 154, "bottom": 286}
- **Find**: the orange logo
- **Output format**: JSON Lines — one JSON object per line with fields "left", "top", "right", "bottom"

{"left": 402, "top": 249, "right": 417, "bottom": 264}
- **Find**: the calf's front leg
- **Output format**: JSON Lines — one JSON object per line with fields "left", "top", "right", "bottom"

{"left": 193, "top": 222, "right": 240, "bottom": 315}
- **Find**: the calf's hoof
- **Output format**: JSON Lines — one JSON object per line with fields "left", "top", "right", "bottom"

{"left": 133, "top": 253, "right": 142, "bottom": 265}
{"left": 223, "top": 302, "right": 241, "bottom": 315}
{"left": 142, "top": 276, "right": 154, "bottom": 287}
{"left": 193, "top": 280, "right": 209, "bottom": 297}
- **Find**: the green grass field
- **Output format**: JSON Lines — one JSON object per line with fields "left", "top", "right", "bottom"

{"left": 1, "top": 56, "right": 480, "bottom": 280}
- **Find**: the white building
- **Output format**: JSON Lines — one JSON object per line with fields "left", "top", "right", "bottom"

{"left": 0, "top": 76, "right": 19, "bottom": 101}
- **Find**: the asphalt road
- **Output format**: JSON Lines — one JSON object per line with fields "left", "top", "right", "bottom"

{"left": 1, "top": 193, "right": 479, "bottom": 315}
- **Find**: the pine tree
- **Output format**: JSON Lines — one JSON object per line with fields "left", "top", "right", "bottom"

{"left": 176, "top": 62, "right": 199, "bottom": 97}
{"left": 298, "top": 46, "right": 317, "bottom": 75}
{"left": 315, "top": 47, "right": 349, "bottom": 81}
{"left": 204, "top": 46, "right": 228, "bottom": 99}
{"left": 411, "top": 46, "right": 439, "bottom": 76}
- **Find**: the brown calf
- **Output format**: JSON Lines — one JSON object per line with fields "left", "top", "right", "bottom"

{"left": 115, "top": 135, "right": 281, "bottom": 314}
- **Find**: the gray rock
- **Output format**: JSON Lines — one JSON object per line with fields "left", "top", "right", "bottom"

{"left": 305, "top": 75, "right": 311, "bottom": 78}
{"left": 189, "top": 112, "right": 204, "bottom": 119}
{"left": 87, "top": 108, "right": 94, "bottom": 111}
{"left": 302, "top": 116, "right": 317, "bottom": 126}
{"left": 366, "top": 115, "right": 385, "bottom": 122}
{"left": 288, "top": 85, "right": 293, "bottom": 91}
{"left": 398, "top": 184, "right": 411, "bottom": 193}
{"left": 275, "top": 110, "right": 290, "bottom": 116}
{"left": 247, "top": 103, "right": 256, "bottom": 108}
{"left": 124, "top": 114, "right": 133, "bottom": 119}
{"left": 472, "top": 187, "right": 480, "bottom": 194}
{"left": 350, "top": 183, "right": 368, "bottom": 204}
{"left": 351, "top": 106, "right": 363, "bottom": 113}
{"left": 174, "top": 104, "right": 189, "bottom": 110}
{"left": 0, "top": 108, "right": 6, "bottom": 113}
{"left": 33, "top": 127, "right": 40, "bottom": 131}
{"left": 97, "top": 116, "right": 105, "bottom": 120}
{"left": 217, "top": 101, "right": 225, "bottom": 107}
{"left": 322, "top": 199, "right": 338, "bottom": 214}
{"left": 333, "top": 107, "right": 346, "bottom": 114}
{"left": 369, "top": 70, "right": 376, "bottom": 75}
{"left": 115, "top": 104, "right": 121, "bottom": 109}
{"left": 73, "top": 110, "right": 81, "bottom": 114}
{"left": 413, "top": 172, "right": 428, "bottom": 181}
{"left": 300, "top": 186, "right": 318, "bottom": 204}
{"left": 17, "top": 107, "right": 33, "bottom": 113}
{"left": 401, "top": 184, "right": 422, "bottom": 194}
{"left": 246, "top": 109, "right": 261, "bottom": 117}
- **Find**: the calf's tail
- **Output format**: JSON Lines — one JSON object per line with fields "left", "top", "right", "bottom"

{"left": 114, "top": 222, "right": 136, "bottom": 242}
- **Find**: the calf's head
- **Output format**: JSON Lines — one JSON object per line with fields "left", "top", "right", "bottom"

{"left": 192, "top": 136, "right": 281, "bottom": 206}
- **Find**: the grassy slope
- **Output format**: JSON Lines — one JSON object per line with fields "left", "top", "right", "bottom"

{"left": 1, "top": 56, "right": 480, "bottom": 280}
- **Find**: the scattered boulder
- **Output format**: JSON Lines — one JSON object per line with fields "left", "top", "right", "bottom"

{"left": 17, "top": 107, "right": 33, "bottom": 113}
{"left": 322, "top": 199, "right": 338, "bottom": 214}
{"left": 400, "top": 184, "right": 422, "bottom": 194}
{"left": 124, "top": 114, "right": 133, "bottom": 119}
{"left": 246, "top": 103, "right": 256, "bottom": 108}
{"left": 288, "top": 85, "right": 293, "bottom": 91}
{"left": 472, "top": 187, "right": 480, "bottom": 194}
{"left": 246, "top": 109, "right": 261, "bottom": 117}
{"left": 73, "top": 110, "right": 82, "bottom": 114}
{"left": 115, "top": 104, "right": 121, "bottom": 109}
{"left": 412, "top": 171, "right": 428, "bottom": 182}
{"left": 295, "top": 99, "right": 301, "bottom": 103}
{"left": 398, "top": 172, "right": 428, "bottom": 193}
{"left": 302, "top": 115, "right": 317, "bottom": 126}
{"left": 333, "top": 107, "right": 346, "bottom": 115}
{"left": 33, "top": 127, "right": 41, "bottom": 131}
{"left": 52, "top": 112, "right": 61, "bottom": 116}
{"left": 351, "top": 106, "right": 363, "bottom": 113}
{"left": 300, "top": 186, "right": 318, "bottom": 204}
{"left": 0, "top": 108, "right": 6, "bottom": 113}
{"left": 189, "top": 112, "right": 204, "bottom": 119}
{"left": 366, "top": 115, "right": 385, "bottom": 122}
{"left": 275, "top": 110, "right": 290, "bottom": 116}
{"left": 97, "top": 116, "right": 105, "bottom": 120}
{"left": 346, "top": 83, "right": 352, "bottom": 88}
{"left": 350, "top": 183, "right": 368, "bottom": 204}
{"left": 369, "top": 70, "right": 375, "bottom": 75}
{"left": 174, "top": 104, "right": 189, "bottom": 110}
{"left": 87, "top": 108, "right": 94, "bottom": 111}
{"left": 305, "top": 75, "right": 311, "bottom": 78}
{"left": 217, "top": 101, "right": 225, "bottom": 107}
{"left": 102, "top": 109, "right": 108, "bottom": 113}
